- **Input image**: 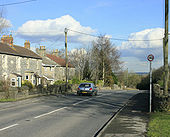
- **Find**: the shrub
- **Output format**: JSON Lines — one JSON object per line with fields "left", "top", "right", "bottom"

{"left": 0, "top": 78, "right": 10, "bottom": 98}
{"left": 54, "top": 80, "right": 66, "bottom": 85}
{"left": 71, "top": 78, "right": 80, "bottom": 84}
{"left": 22, "top": 80, "right": 33, "bottom": 90}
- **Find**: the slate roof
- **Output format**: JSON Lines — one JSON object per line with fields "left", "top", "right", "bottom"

{"left": 0, "top": 42, "right": 42, "bottom": 59}
{"left": 46, "top": 54, "right": 74, "bottom": 68}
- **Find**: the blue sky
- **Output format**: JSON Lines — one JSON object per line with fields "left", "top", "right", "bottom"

{"left": 0, "top": 0, "right": 168, "bottom": 72}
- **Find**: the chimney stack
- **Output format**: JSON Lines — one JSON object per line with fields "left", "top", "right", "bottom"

{"left": 39, "top": 46, "right": 46, "bottom": 56}
{"left": 52, "top": 49, "right": 59, "bottom": 56}
{"left": 24, "top": 40, "right": 30, "bottom": 49}
{"left": 1, "top": 34, "right": 13, "bottom": 47}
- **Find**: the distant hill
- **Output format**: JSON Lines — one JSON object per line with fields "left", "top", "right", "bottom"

{"left": 135, "top": 72, "right": 149, "bottom": 75}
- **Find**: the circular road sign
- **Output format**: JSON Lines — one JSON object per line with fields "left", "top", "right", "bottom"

{"left": 147, "top": 54, "right": 154, "bottom": 62}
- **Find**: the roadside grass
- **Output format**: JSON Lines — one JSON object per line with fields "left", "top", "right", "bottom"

{"left": 0, "top": 98, "right": 16, "bottom": 102}
{"left": 147, "top": 112, "right": 170, "bottom": 137}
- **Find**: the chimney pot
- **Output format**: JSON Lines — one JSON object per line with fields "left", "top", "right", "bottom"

{"left": 24, "top": 40, "right": 30, "bottom": 49}
{"left": 39, "top": 46, "right": 46, "bottom": 56}
{"left": 1, "top": 34, "right": 13, "bottom": 47}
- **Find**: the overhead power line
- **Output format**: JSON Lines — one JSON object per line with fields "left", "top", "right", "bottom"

{"left": 67, "top": 28, "right": 163, "bottom": 42}
{"left": 0, "top": 0, "right": 37, "bottom": 6}
{"left": 4, "top": 28, "right": 163, "bottom": 42}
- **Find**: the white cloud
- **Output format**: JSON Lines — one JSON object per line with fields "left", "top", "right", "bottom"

{"left": 118, "top": 28, "right": 164, "bottom": 50}
{"left": 118, "top": 28, "right": 165, "bottom": 61}
{"left": 118, "top": 28, "right": 167, "bottom": 72}
{"left": 17, "top": 15, "right": 96, "bottom": 44}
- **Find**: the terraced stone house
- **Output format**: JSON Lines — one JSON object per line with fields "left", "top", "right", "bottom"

{"left": 0, "top": 35, "right": 42, "bottom": 87}
{"left": 36, "top": 46, "right": 75, "bottom": 85}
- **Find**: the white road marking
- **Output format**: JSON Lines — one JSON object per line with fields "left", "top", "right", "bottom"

{"left": 34, "top": 107, "right": 67, "bottom": 119}
{"left": 73, "top": 93, "right": 112, "bottom": 105}
{"left": 0, "top": 124, "right": 19, "bottom": 132}
{"left": 73, "top": 98, "right": 92, "bottom": 106}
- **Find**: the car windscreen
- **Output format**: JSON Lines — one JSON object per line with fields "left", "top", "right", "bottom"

{"left": 79, "top": 84, "right": 91, "bottom": 88}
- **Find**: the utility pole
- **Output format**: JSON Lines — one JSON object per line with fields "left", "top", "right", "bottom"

{"left": 64, "top": 28, "right": 68, "bottom": 92}
{"left": 126, "top": 68, "right": 128, "bottom": 87}
{"left": 163, "top": 0, "right": 169, "bottom": 96}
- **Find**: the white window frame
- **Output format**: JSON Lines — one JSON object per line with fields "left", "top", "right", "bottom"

{"left": 11, "top": 78, "right": 16, "bottom": 87}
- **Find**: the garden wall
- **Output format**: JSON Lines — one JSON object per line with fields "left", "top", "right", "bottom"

{"left": 153, "top": 84, "right": 170, "bottom": 111}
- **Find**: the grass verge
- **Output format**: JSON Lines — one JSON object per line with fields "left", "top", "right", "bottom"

{"left": 147, "top": 112, "right": 170, "bottom": 137}
{"left": 0, "top": 98, "right": 16, "bottom": 102}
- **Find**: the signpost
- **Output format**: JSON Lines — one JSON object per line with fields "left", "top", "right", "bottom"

{"left": 147, "top": 54, "right": 154, "bottom": 112}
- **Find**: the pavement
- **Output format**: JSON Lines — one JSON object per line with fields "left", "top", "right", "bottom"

{"left": 97, "top": 91, "right": 149, "bottom": 137}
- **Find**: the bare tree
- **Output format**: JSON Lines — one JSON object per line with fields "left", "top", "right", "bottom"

{"left": 69, "top": 48, "right": 87, "bottom": 80}
{"left": 0, "top": 8, "right": 11, "bottom": 33}
{"left": 90, "top": 35, "right": 122, "bottom": 86}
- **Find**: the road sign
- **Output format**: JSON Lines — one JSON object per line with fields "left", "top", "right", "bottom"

{"left": 147, "top": 54, "right": 154, "bottom": 62}
{"left": 147, "top": 54, "right": 154, "bottom": 112}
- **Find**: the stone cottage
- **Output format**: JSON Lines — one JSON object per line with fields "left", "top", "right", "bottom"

{"left": 0, "top": 35, "right": 42, "bottom": 87}
{"left": 36, "top": 46, "right": 75, "bottom": 84}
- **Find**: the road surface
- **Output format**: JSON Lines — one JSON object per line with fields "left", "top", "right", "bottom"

{"left": 0, "top": 90, "right": 139, "bottom": 137}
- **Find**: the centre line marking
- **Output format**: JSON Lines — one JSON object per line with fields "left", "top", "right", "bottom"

{"left": 0, "top": 124, "right": 19, "bottom": 132}
{"left": 73, "top": 98, "right": 92, "bottom": 106}
{"left": 34, "top": 93, "right": 112, "bottom": 119}
{"left": 73, "top": 94, "right": 110, "bottom": 105}
{"left": 34, "top": 107, "right": 67, "bottom": 119}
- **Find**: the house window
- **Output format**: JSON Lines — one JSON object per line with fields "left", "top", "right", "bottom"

{"left": 26, "top": 75, "right": 29, "bottom": 80}
{"left": 11, "top": 78, "right": 16, "bottom": 87}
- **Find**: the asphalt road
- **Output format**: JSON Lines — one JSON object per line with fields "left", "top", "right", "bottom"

{"left": 0, "top": 90, "right": 139, "bottom": 137}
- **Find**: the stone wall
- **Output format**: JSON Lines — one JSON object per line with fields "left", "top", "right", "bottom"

{"left": 0, "top": 85, "right": 38, "bottom": 99}
{"left": 153, "top": 84, "right": 170, "bottom": 111}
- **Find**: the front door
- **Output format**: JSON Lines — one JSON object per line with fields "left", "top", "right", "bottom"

{"left": 17, "top": 77, "right": 21, "bottom": 87}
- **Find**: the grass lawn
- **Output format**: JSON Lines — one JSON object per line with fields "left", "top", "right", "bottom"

{"left": 0, "top": 98, "right": 16, "bottom": 102}
{"left": 147, "top": 112, "right": 170, "bottom": 137}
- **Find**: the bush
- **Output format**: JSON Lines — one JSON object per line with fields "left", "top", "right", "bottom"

{"left": 0, "top": 79, "right": 10, "bottom": 98}
{"left": 22, "top": 80, "right": 33, "bottom": 90}
{"left": 54, "top": 80, "right": 66, "bottom": 85}
{"left": 0, "top": 79, "right": 10, "bottom": 92}
{"left": 71, "top": 78, "right": 80, "bottom": 84}
{"left": 69, "top": 77, "right": 94, "bottom": 85}
{"left": 137, "top": 66, "right": 170, "bottom": 90}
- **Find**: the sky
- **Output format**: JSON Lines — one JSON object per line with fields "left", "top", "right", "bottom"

{"left": 0, "top": 0, "right": 169, "bottom": 72}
